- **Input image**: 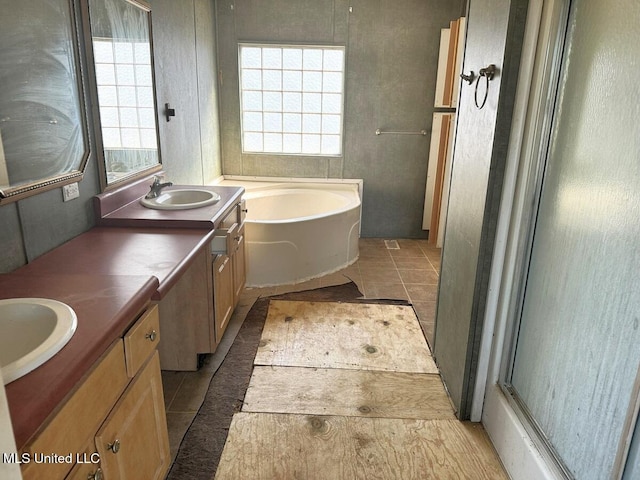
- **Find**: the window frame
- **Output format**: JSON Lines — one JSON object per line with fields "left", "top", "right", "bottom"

{"left": 237, "top": 42, "right": 346, "bottom": 157}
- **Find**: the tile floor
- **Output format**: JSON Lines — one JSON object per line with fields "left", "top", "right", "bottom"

{"left": 162, "top": 237, "right": 441, "bottom": 460}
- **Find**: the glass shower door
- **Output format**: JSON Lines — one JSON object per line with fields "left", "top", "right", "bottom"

{"left": 505, "top": 0, "right": 640, "bottom": 478}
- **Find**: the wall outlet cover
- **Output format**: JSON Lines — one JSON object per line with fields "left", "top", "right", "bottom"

{"left": 62, "top": 183, "right": 80, "bottom": 202}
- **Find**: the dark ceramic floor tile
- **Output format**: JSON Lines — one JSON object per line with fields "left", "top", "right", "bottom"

{"left": 392, "top": 257, "right": 434, "bottom": 270}
{"left": 389, "top": 247, "right": 426, "bottom": 258}
{"left": 405, "top": 283, "right": 438, "bottom": 303}
{"left": 161, "top": 371, "right": 185, "bottom": 409}
{"left": 360, "top": 268, "right": 403, "bottom": 284}
{"left": 362, "top": 282, "right": 409, "bottom": 300}
{"left": 412, "top": 301, "right": 437, "bottom": 324}
{"left": 398, "top": 269, "right": 439, "bottom": 285}
{"left": 169, "top": 369, "right": 216, "bottom": 413}
{"left": 420, "top": 320, "right": 435, "bottom": 349}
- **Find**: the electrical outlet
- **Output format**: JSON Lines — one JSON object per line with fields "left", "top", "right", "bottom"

{"left": 62, "top": 182, "right": 80, "bottom": 202}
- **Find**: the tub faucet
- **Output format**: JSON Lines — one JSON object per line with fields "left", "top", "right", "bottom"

{"left": 145, "top": 175, "right": 173, "bottom": 199}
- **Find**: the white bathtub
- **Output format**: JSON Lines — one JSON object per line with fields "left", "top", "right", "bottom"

{"left": 215, "top": 177, "right": 362, "bottom": 287}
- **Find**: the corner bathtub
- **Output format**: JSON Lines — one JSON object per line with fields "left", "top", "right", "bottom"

{"left": 215, "top": 177, "right": 361, "bottom": 287}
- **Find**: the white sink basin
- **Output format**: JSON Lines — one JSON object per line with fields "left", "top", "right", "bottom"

{"left": 0, "top": 298, "right": 77, "bottom": 385}
{"left": 140, "top": 188, "right": 221, "bottom": 210}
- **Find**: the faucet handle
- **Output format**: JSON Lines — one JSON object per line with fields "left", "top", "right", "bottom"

{"left": 151, "top": 174, "right": 164, "bottom": 186}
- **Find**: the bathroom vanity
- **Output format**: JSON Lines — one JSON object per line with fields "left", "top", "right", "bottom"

{"left": 24, "top": 309, "right": 167, "bottom": 480}
{"left": 18, "top": 186, "right": 246, "bottom": 372}
{"left": 0, "top": 274, "right": 167, "bottom": 479}
{"left": 92, "top": 177, "right": 247, "bottom": 370}
{"left": 3, "top": 181, "right": 246, "bottom": 478}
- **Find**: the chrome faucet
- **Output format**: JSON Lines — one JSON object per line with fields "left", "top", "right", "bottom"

{"left": 145, "top": 175, "right": 173, "bottom": 199}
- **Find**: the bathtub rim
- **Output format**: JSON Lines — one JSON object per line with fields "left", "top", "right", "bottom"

{"left": 243, "top": 188, "right": 360, "bottom": 224}
{"left": 213, "top": 175, "right": 363, "bottom": 201}
{"left": 213, "top": 175, "right": 363, "bottom": 232}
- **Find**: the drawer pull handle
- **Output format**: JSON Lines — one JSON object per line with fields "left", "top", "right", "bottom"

{"left": 108, "top": 439, "right": 121, "bottom": 453}
{"left": 145, "top": 330, "right": 158, "bottom": 342}
{"left": 241, "top": 208, "right": 248, "bottom": 213}
{"left": 88, "top": 467, "right": 104, "bottom": 480}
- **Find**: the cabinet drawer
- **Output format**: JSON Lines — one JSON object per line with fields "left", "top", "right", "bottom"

{"left": 123, "top": 304, "right": 160, "bottom": 378}
{"left": 211, "top": 222, "right": 238, "bottom": 255}
{"left": 22, "top": 341, "right": 128, "bottom": 480}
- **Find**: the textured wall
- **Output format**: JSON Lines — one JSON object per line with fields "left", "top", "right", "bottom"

{"left": 196, "top": 0, "right": 223, "bottom": 183}
{"left": 433, "top": 0, "right": 528, "bottom": 418}
{"left": 0, "top": 0, "right": 220, "bottom": 272}
{"left": 216, "top": 0, "right": 463, "bottom": 237}
{"left": 151, "top": 0, "right": 222, "bottom": 185}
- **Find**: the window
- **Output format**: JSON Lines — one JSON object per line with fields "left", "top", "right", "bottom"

{"left": 93, "top": 38, "right": 158, "bottom": 151}
{"left": 239, "top": 44, "right": 345, "bottom": 156}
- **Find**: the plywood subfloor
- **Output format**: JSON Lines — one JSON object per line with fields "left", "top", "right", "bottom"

{"left": 243, "top": 366, "right": 455, "bottom": 420}
{"left": 215, "top": 413, "right": 508, "bottom": 480}
{"left": 214, "top": 299, "right": 507, "bottom": 480}
{"left": 254, "top": 300, "right": 438, "bottom": 374}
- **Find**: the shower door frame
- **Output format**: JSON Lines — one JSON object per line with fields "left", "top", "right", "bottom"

{"left": 478, "top": 0, "right": 640, "bottom": 478}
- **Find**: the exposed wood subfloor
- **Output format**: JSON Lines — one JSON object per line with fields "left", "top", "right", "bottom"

{"left": 163, "top": 239, "right": 441, "bottom": 460}
{"left": 255, "top": 301, "right": 438, "bottom": 373}
{"left": 214, "top": 300, "right": 507, "bottom": 479}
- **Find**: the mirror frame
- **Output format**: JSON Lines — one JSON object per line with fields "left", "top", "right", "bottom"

{"left": 0, "top": 0, "right": 91, "bottom": 205}
{"left": 82, "top": 0, "right": 163, "bottom": 192}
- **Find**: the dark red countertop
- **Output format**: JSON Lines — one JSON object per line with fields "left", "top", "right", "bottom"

{"left": 16, "top": 227, "right": 216, "bottom": 300}
{"left": 94, "top": 176, "right": 244, "bottom": 229}
{"left": 6, "top": 225, "right": 218, "bottom": 449}
{"left": 1, "top": 273, "right": 159, "bottom": 450}
{"left": 3, "top": 180, "right": 244, "bottom": 451}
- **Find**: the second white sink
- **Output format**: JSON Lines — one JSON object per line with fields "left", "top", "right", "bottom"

{"left": 140, "top": 188, "right": 221, "bottom": 210}
{"left": 0, "top": 298, "right": 77, "bottom": 385}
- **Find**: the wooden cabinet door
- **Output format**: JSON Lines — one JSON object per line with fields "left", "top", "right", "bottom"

{"left": 232, "top": 224, "right": 246, "bottom": 306}
{"left": 213, "top": 253, "right": 234, "bottom": 344}
{"left": 21, "top": 342, "right": 128, "bottom": 480}
{"left": 95, "top": 353, "right": 169, "bottom": 480}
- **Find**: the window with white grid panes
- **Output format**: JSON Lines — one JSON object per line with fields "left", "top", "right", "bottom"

{"left": 239, "top": 45, "right": 345, "bottom": 156}
{"left": 93, "top": 38, "right": 158, "bottom": 150}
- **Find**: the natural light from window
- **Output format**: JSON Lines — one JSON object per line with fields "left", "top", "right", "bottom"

{"left": 93, "top": 38, "right": 158, "bottom": 151}
{"left": 239, "top": 44, "right": 345, "bottom": 156}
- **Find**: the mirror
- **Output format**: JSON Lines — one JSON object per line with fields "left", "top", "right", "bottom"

{"left": 0, "top": 0, "right": 89, "bottom": 204}
{"left": 87, "top": 0, "right": 161, "bottom": 188}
